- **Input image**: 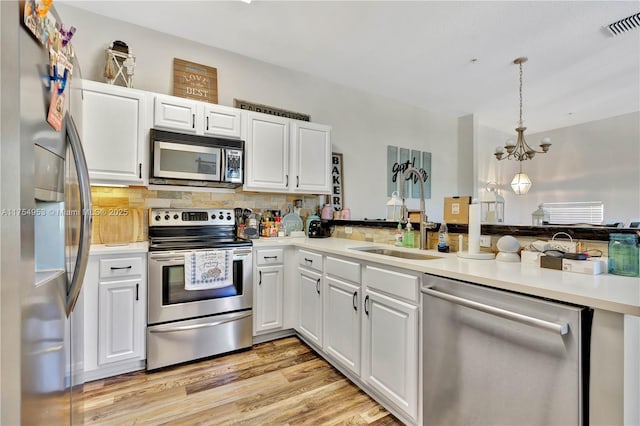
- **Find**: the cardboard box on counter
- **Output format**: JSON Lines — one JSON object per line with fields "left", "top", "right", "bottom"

{"left": 444, "top": 196, "right": 471, "bottom": 224}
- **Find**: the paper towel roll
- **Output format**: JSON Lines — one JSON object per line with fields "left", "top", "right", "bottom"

{"left": 468, "top": 204, "right": 481, "bottom": 254}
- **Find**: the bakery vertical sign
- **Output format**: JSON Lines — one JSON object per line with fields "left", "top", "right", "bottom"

{"left": 173, "top": 58, "right": 218, "bottom": 104}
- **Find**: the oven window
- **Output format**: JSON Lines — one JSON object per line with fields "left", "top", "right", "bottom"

{"left": 160, "top": 149, "right": 218, "bottom": 175}
{"left": 162, "top": 259, "right": 243, "bottom": 305}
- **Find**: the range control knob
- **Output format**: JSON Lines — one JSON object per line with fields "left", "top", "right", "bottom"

{"left": 173, "top": 214, "right": 179, "bottom": 220}
{"left": 211, "top": 214, "right": 215, "bottom": 220}
{"left": 226, "top": 215, "right": 232, "bottom": 221}
{"left": 218, "top": 214, "right": 224, "bottom": 220}
{"left": 164, "top": 215, "right": 170, "bottom": 221}
{"left": 155, "top": 215, "right": 161, "bottom": 221}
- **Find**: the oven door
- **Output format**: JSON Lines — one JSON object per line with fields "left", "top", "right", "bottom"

{"left": 148, "top": 248, "right": 252, "bottom": 325}
{"left": 153, "top": 140, "right": 222, "bottom": 181}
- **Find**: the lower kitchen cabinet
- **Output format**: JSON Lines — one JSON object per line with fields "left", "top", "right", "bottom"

{"left": 254, "top": 264, "right": 284, "bottom": 333}
{"left": 323, "top": 276, "right": 361, "bottom": 375}
{"left": 362, "top": 288, "right": 419, "bottom": 422}
{"left": 297, "top": 267, "right": 323, "bottom": 347}
{"left": 83, "top": 249, "right": 147, "bottom": 381}
{"left": 98, "top": 278, "right": 145, "bottom": 365}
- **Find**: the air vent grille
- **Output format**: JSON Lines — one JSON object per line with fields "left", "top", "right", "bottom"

{"left": 606, "top": 12, "right": 640, "bottom": 36}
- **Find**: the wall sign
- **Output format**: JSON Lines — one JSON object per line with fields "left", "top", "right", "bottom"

{"left": 387, "top": 145, "right": 431, "bottom": 199}
{"left": 173, "top": 58, "right": 218, "bottom": 104}
{"left": 331, "top": 153, "right": 344, "bottom": 210}
{"left": 234, "top": 99, "right": 310, "bottom": 121}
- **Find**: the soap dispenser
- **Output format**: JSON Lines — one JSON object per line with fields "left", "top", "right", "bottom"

{"left": 403, "top": 222, "right": 415, "bottom": 248}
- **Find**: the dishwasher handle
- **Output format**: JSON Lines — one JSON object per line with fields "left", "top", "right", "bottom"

{"left": 422, "top": 287, "right": 569, "bottom": 336}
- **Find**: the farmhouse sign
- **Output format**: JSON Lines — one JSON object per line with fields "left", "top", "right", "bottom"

{"left": 234, "top": 99, "right": 310, "bottom": 122}
{"left": 173, "top": 58, "right": 218, "bottom": 104}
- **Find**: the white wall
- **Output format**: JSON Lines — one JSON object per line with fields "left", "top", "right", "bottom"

{"left": 57, "top": 4, "right": 460, "bottom": 222}
{"left": 476, "top": 112, "right": 640, "bottom": 225}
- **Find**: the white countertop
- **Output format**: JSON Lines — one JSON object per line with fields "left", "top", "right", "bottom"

{"left": 90, "top": 241, "right": 149, "bottom": 255}
{"left": 253, "top": 237, "right": 640, "bottom": 315}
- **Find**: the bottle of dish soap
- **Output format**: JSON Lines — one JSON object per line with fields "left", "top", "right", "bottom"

{"left": 438, "top": 221, "right": 450, "bottom": 253}
{"left": 394, "top": 222, "right": 403, "bottom": 246}
{"left": 403, "top": 222, "right": 414, "bottom": 248}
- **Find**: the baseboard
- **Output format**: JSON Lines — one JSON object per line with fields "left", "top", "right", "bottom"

{"left": 83, "top": 360, "right": 146, "bottom": 383}
{"left": 252, "top": 328, "right": 296, "bottom": 344}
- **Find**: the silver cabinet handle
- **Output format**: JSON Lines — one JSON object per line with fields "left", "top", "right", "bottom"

{"left": 353, "top": 291, "right": 358, "bottom": 311}
{"left": 316, "top": 278, "right": 321, "bottom": 294}
{"left": 422, "top": 287, "right": 569, "bottom": 336}
{"left": 285, "top": 174, "right": 289, "bottom": 187}
{"left": 364, "top": 295, "right": 370, "bottom": 316}
{"left": 149, "top": 311, "right": 252, "bottom": 333}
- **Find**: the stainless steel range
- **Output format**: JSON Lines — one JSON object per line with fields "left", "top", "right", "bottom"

{"left": 146, "top": 208, "right": 253, "bottom": 370}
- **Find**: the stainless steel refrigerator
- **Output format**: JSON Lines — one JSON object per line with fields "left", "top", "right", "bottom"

{"left": 1, "top": 2, "right": 92, "bottom": 424}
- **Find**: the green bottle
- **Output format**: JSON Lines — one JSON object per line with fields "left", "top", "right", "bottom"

{"left": 404, "top": 222, "right": 414, "bottom": 248}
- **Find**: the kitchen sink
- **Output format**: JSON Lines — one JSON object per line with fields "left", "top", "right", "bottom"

{"left": 350, "top": 246, "right": 442, "bottom": 260}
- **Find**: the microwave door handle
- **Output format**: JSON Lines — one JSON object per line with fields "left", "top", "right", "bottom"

{"left": 220, "top": 149, "right": 226, "bottom": 182}
{"left": 65, "top": 113, "right": 93, "bottom": 316}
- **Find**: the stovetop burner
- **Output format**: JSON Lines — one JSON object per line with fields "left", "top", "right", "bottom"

{"left": 149, "top": 208, "right": 252, "bottom": 251}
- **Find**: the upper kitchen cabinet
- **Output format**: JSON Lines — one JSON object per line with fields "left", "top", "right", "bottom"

{"left": 244, "top": 111, "right": 332, "bottom": 194}
{"left": 244, "top": 112, "right": 290, "bottom": 191}
{"left": 79, "top": 80, "right": 148, "bottom": 185}
{"left": 153, "top": 94, "right": 242, "bottom": 139}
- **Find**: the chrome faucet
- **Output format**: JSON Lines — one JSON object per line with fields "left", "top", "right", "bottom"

{"left": 399, "top": 166, "right": 428, "bottom": 250}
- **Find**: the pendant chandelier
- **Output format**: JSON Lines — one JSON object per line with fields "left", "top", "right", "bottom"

{"left": 494, "top": 57, "right": 551, "bottom": 195}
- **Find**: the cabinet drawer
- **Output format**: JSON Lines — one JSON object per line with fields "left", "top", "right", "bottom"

{"left": 326, "top": 256, "right": 361, "bottom": 284}
{"left": 365, "top": 265, "right": 419, "bottom": 302}
{"left": 256, "top": 248, "right": 284, "bottom": 265}
{"left": 298, "top": 249, "right": 323, "bottom": 272}
{"left": 99, "top": 257, "right": 144, "bottom": 279}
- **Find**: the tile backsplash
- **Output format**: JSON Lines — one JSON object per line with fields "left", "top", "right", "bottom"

{"left": 90, "top": 186, "right": 322, "bottom": 244}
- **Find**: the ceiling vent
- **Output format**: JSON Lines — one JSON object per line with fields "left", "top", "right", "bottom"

{"left": 605, "top": 12, "right": 640, "bottom": 36}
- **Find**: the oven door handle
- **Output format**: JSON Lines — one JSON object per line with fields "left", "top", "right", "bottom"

{"left": 148, "top": 311, "right": 252, "bottom": 333}
{"left": 150, "top": 257, "right": 185, "bottom": 263}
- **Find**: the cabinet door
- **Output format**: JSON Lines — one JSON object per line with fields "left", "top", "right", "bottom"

{"left": 362, "top": 289, "right": 418, "bottom": 422}
{"left": 254, "top": 265, "right": 284, "bottom": 333}
{"left": 203, "top": 104, "right": 242, "bottom": 139}
{"left": 82, "top": 81, "right": 146, "bottom": 184}
{"left": 298, "top": 268, "right": 322, "bottom": 347}
{"left": 154, "top": 95, "right": 198, "bottom": 133}
{"left": 291, "top": 121, "right": 331, "bottom": 194}
{"left": 324, "top": 276, "right": 360, "bottom": 375}
{"left": 98, "top": 278, "right": 144, "bottom": 365}
{"left": 244, "top": 112, "right": 290, "bottom": 191}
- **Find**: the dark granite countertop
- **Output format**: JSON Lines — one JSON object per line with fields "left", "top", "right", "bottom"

{"left": 327, "top": 219, "right": 639, "bottom": 241}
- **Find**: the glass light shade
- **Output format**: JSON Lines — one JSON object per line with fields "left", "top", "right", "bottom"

{"left": 511, "top": 172, "right": 532, "bottom": 195}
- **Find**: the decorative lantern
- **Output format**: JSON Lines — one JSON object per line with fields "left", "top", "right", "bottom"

{"left": 531, "top": 204, "right": 548, "bottom": 226}
{"left": 480, "top": 185, "right": 504, "bottom": 224}
{"left": 386, "top": 191, "right": 403, "bottom": 221}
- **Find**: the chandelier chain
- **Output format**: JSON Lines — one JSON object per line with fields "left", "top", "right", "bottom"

{"left": 519, "top": 61, "right": 524, "bottom": 126}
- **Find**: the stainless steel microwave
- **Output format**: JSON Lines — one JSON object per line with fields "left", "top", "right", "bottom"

{"left": 150, "top": 129, "right": 243, "bottom": 188}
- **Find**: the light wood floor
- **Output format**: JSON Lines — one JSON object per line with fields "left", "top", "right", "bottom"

{"left": 80, "top": 336, "right": 403, "bottom": 425}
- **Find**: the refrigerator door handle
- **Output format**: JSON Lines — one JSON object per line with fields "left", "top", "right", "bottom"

{"left": 65, "top": 114, "right": 92, "bottom": 316}
{"left": 422, "top": 287, "right": 569, "bottom": 336}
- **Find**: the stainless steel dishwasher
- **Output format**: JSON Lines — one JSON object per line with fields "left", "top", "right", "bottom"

{"left": 422, "top": 274, "right": 592, "bottom": 426}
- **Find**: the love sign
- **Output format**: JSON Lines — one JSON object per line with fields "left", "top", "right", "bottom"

{"left": 173, "top": 58, "right": 218, "bottom": 104}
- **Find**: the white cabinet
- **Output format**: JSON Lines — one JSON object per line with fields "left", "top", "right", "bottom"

{"left": 324, "top": 276, "right": 361, "bottom": 375}
{"left": 296, "top": 249, "right": 324, "bottom": 347}
{"left": 298, "top": 267, "right": 323, "bottom": 347}
{"left": 153, "top": 94, "right": 241, "bottom": 139}
{"left": 83, "top": 250, "right": 147, "bottom": 381}
{"left": 254, "top": 248, "right": 285, "bottom": 334}
{"left": 362, "top": 266, "right": 420, "bottom": 423}
{"left": 291, "top": 121, "right": 332, "bottom": 193}
{"left": 98, "top": 278, "right": 144, "bottom": 365}
{"left": 244, "top": 112, "right": 290, "bottom": 191}
{"left": 80, "top": 80, "right": 147, "bottom": 185}
{"left": 244, "top": 111, "right": 331, "bottom": 194}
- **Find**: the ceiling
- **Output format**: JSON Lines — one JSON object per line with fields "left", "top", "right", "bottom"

{"left": 61, "top": 1, "right": 640, "bottom": 134}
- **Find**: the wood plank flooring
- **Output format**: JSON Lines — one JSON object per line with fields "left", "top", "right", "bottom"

{"left": 79, "top": 336, "right": 403, "bottom": 425}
